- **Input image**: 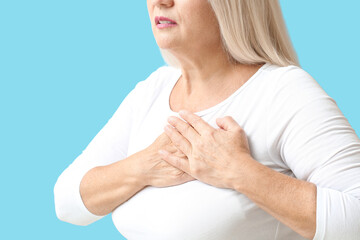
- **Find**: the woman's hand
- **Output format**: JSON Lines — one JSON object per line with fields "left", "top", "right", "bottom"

{"left": 140, "top": 132, "right": 196, "bottom": 188}
{"left": 159, "top": 109, "right": 254, "bottom": 189}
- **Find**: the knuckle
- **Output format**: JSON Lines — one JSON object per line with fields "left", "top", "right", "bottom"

{"left": 205, "top": 129, "right": 216, "bottom": 138}
{"left": 182, "top": 124, "right": 190, "bottom": 134}
{"left": 175, "top": 170, "right": 186, "bottom": 178}
{"left": 170, "top": 156, "right": 182, "bottom": 168}
{"left": 192, "top": 167, "right": 201, "bottom": 175}
{"left": 234, "top": 125, "right": 244, "bottom": 133}
{"left": 159, "top": 161, "right": 168, "bottom": 169}
{"left": 174, "top": 150, "right": 185, "bottom": 157}
{"left": 193, "top": 117, "right": 201, "bottom": 126}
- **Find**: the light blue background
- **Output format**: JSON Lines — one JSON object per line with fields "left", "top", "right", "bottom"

{"left": 0, "top": 1, "right": 359, "bottom": 239}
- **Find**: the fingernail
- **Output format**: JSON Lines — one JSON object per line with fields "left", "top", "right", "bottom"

{"left": 179, "top": 110, "right": 187, "bottom": 115}
{"left": 167, "top": 116, "right": 175, "bottom": 123}
{"left": 158, "top": 150, "right": 167, "bottom": 155}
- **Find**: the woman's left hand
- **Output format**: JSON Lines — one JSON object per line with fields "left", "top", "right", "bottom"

{"left": 159, "top": 109, "right": 255, "bottom": 189}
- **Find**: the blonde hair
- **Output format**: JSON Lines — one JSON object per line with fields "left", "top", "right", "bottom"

{"left": 159, "top": 0, "right": 300, "bottom": 68}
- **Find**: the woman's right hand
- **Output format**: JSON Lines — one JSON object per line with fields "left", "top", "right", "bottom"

{"left": 138, "top": 132, "right": 196, "bottom": 188}
{"left": 76, "top": 133, "right": 195, "bottom": 218}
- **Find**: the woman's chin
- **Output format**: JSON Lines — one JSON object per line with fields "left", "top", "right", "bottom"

{"left": 156, "top": 44, "right": 177, "bottom": 51}
{"left": 155, "top": 39, "right": 180, "bottom": 50}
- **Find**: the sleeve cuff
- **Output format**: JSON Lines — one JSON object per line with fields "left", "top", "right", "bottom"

{"left": 313, "top": 186, "right": 360, "bottom": 240}
{"left": 54, "top": 158, "right": 105, "bottom": 226}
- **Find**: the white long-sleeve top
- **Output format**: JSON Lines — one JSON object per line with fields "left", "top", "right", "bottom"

{"left": 54, "top": 63, "right": 360, "bottom": 240}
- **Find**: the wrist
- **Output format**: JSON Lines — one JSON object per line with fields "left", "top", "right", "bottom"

{"left": 228, "top": 153, "right": 259, "bottom": 193}
{"left": 119, "top": 151, "right": 149, "bottom": 189}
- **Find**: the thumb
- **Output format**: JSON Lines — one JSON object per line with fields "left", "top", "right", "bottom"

{"left": 216, "top": 116, "right": 239, "bottom": 131}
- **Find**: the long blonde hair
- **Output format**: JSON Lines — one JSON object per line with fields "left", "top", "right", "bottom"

{"left": 160, "top": 0, "right": 300, "bottom": 68}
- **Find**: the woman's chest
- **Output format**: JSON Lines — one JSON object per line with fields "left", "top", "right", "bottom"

{"left": 115, "top": 94, "right": 295, "bottom": 239}
{"left": 127, "top": 94, "right": 285, "bottom": 170}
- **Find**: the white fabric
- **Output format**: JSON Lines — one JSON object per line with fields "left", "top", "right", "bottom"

{"left": 54, "top": 63, "right": 360, "bottom": 240}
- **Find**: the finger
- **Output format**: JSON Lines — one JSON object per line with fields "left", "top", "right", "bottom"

{"left": 181, "top": 173, "right": 196, "bottom": 182}
{"left": 167, "top": 115, "right": 199, "bottom": 143}
{"left": 164, "top": 125, "right": 192, "bottom": 156}
{"left": 216, "top": 116, "right": 241, "bottom": 131}
{"left": 158, "top": 150, "right": 191, "bottom": 174}
{"left": 178, "top": 109, "right": 214, "bottom": 136}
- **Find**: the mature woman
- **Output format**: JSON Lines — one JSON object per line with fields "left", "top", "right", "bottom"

{"left": 54, "top": 0, "right": 360, "bottom": 239}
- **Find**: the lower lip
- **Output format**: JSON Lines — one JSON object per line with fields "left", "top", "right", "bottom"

{"left": 156, "top": 23, "right": 177, "bottom": 29}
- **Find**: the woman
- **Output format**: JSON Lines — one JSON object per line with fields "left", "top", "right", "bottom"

{"left": 54, "top": 0, "right": 360, "bottom": 239}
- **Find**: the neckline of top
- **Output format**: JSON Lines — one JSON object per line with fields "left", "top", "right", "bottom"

{"left": 166, "top": 62, "right": 271, "bottom": 117}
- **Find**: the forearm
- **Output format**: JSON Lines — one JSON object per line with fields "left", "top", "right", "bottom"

{"left": 80, "top": 151, "right": 147, "bottom": 216}
{"left": 230, "top": 156, "right": 316, "bottom": 239}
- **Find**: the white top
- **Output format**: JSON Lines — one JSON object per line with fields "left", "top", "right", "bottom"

{"left": 54, "top": 63, "right": 360, "bottom": 240}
